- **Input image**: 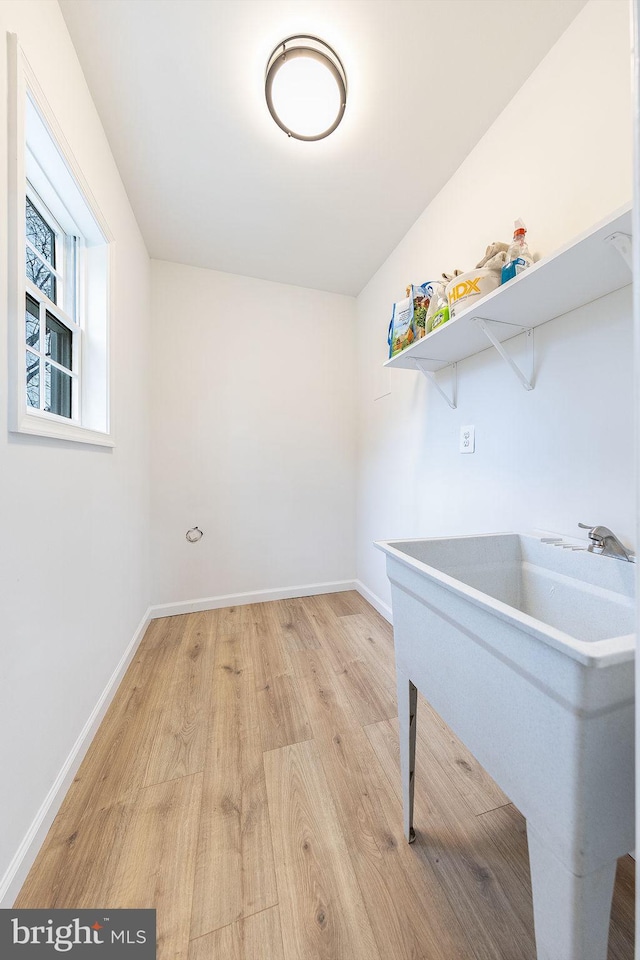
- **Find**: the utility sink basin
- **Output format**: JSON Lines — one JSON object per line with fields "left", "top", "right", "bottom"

{"left": 375, "top": 532, "right": 635, "bottom": 960}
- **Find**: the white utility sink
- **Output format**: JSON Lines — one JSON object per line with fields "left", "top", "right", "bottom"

{"left": 375, "top": 532, "right": 635, "bottom": 960}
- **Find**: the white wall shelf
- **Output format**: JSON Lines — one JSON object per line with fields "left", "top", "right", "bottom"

{"left": 384, "top": 204, "right": 632, "bottom": 406}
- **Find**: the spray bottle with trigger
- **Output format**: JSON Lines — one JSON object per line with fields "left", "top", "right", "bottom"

{"left": 501, "top": 219, "right": 534, "bottom": 284}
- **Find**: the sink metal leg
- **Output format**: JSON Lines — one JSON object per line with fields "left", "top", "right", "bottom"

{"left": 526, "top": 825, "right": 616, "bottom": 960}
{"left": 397, "top": 671, "right": 417, "bottom": 843}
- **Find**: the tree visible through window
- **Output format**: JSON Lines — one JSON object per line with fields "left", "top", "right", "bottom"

{"left": 26, "top": 197, "right": 57, "bottom": 302}
{"left": 24, "top": 191, "right": 77, "bottom": 419}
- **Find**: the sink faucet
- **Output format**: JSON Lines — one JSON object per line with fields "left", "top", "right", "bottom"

{"left": 578, "top": 523, "right": 634, "bottom": 562}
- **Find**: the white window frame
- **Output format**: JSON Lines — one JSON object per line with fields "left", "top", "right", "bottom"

{"left": 8, "top": 34, "right": 115, "bottom": 447}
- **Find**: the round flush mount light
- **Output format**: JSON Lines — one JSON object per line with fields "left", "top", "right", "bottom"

{"left": 265, "top": 35, "right": 347, "bottom": 141}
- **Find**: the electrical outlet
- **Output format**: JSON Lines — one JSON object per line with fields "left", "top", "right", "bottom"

{"left": 460, "top": 425, "right": 475, "bottom": 454}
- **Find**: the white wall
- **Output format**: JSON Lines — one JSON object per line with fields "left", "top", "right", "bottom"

{"left": 0, "top": 0, "right": 151, "bottom": 899}
{"left": 0, "top": 0, "right": 631, "bottom": 908}
{"left": 356, "top": 0, "right": 634, "bottom": 609}
{"left": 150, "top": 261, "right": 356, "bottom": 607}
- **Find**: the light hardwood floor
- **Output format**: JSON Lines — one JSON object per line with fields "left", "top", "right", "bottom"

{"left": 16, "top": 592, "right": 634, "bottom": 959}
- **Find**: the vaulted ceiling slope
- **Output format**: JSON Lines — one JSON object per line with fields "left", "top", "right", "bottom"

{"left": 60, "top": 0, "right": 585, "bottom": 295}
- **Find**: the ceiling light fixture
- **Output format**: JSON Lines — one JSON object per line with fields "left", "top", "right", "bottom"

{"left": 265, "top": 35, "right": 347, "bottom": 141}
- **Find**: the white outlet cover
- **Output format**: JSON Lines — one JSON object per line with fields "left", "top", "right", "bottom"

{"left": 460, "top": 425, "right": 475, "bottom": 453}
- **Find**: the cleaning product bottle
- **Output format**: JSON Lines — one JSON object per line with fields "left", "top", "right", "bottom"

{"left": 501, "top": 219, "right": 534, "bottom": 284}
{"left": 425, "top": 282, "right": 449, "bottom": 333}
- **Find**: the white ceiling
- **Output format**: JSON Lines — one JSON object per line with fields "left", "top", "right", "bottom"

{"left": 59, "top": 0, "right": 586, "bottom": 296}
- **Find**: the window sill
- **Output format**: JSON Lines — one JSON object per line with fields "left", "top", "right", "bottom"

{"left": 12, "top": 412, "right": 114, "bottom": 447}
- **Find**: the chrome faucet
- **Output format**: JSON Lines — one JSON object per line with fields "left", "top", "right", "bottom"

{"left": 578, "top": 523, "right": 634, "bottom": 562}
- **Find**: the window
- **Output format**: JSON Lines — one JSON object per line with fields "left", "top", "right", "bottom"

{"left": 25, "top": 191, "right": 78, "bottom": 420}
{"left": 8, "top": 35, "right": 114, "bottom": 446}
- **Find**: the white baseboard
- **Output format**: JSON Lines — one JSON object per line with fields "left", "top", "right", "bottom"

{"left": 0, "top": 606, "right": 152, "bottom": 908}
{"left": 149, "top": 579, "right": 358, "bottom": 619}
{"left": 354, "top": 579, "right": 393, "bottom": 623}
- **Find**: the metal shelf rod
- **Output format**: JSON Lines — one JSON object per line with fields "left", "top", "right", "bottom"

{"left": 473, "top": 318, "right": 534, "bottom": 391}
{"left": 414, "top": 359, "right": 457, "bottom": 409}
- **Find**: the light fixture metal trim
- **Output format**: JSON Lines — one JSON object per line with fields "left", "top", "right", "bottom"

{"left": 265, "top": 35, "right": 347, "bottom": 141}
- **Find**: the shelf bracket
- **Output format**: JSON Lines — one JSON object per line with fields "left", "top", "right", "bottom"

{"left": 604, "top": 232, "right": 632, "bottom": 270}
{"left": 414, "top": 359, "right": 457, "bottom": 409}
{"left": 473, "top": 318, "right": 534, "bottom": 391}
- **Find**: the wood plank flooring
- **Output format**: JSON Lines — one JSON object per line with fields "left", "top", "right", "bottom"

{"left": 16, "top": 592, "right": 634, "bottom": 959}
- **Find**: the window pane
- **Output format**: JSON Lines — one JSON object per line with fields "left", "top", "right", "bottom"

{"left": 26, "top": 197, "right": 55, "bottom": 266}
{"left": 45, "top": 312, "right": 72, "bottom": 370}
{"left": 26, "top": 350, "right": 39, "bottom": 408}
{"left": 45, "top": 363, "right": 72, "bottom": 418}
{"left": 25, "top": 294, "right": 39, "bottom": 349}
{"left": 26, "top": 248, "right": 56, "bottom": 302}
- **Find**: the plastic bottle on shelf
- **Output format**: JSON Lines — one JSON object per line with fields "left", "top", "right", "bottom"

{"left": 425, "top": 281, "right": 449, "bottom": 332}
{"left": 501, "top": 219, "right": 534, "bottom": 284}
